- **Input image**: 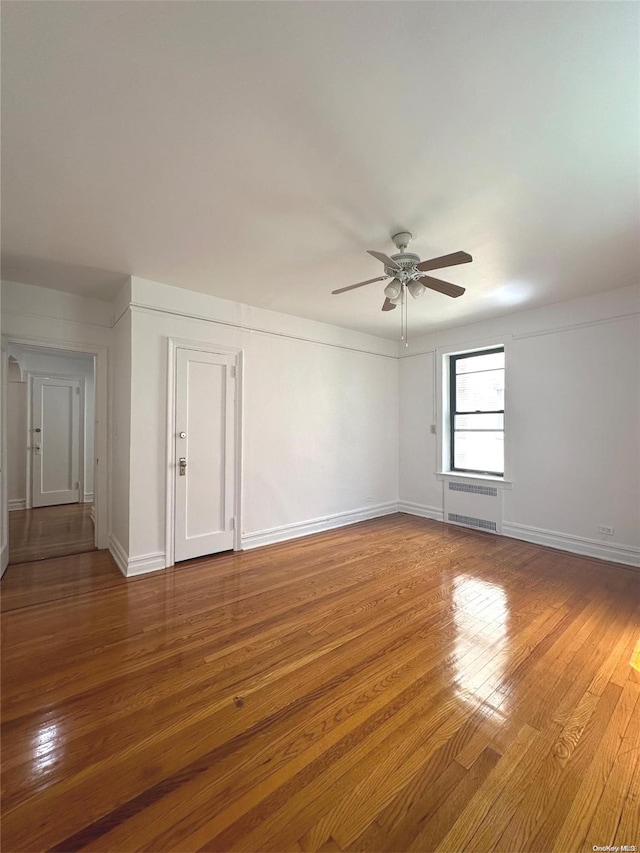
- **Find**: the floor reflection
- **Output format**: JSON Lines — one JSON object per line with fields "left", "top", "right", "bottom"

{"left": 33, "top": 722, "right": 60, "bottom": 774}
{"left": 8, "top": 503, "right": 96, "bottom": 564}
{"left": 453, "top": 574, "right": 509, "bottom": 715}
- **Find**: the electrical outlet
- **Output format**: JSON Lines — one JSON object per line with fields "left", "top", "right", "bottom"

{"left": 598, "top": 525, "right": 614, "bottom": 536}
{"left": 430, "top": 424, "right": 436, "bottom": 434}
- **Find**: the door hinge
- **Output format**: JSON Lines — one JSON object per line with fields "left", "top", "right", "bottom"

{"left": 76, "top": 386, "right": 80, "bottom": 395}
{"left": 230, "top": 366, "right": 236, "bottom": 379}
{"left": 75, "top": 481, "right": 80, "bottom": 490}
{"left": 230, "top": 517, "right": 235, "bottom": 530}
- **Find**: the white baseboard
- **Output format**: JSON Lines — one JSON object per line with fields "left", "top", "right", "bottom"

{"left": 106, "top": 509, "right": 639, "bottom": 576}
{"left": 1, "top": 542, "right": 8, "bottom": 578}
{"left": 83, "top": 492, "right": 94, "bottom": 503}
{"left": 89, "top": 504, "right": 96, "bottom": 525}
{"left": 108, "top": 534, "right": 128, "bottom": 577}
{"left": 397, "top": 501, "right": 444, "bottom": 523}
{"left": 241, "top": 501, "right": 399, "bottom": 550}
{"left": 108, "top": 533, "right": 166, "bottom": 577}
{"left": 502, "top": 522, "right": 640, "bottom": 569}
{"left": 398, "top": 502, "right": 639, "bottom": 569}
{"left": 126, "top": 552, "right": 166, "bottom": 576}
{"left": 8, "top": 498, "right": 26, "bottom": 512}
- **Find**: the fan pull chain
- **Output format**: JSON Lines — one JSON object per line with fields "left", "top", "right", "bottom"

{"left": 404, "top": 285, "right": 409, "bottom": 347}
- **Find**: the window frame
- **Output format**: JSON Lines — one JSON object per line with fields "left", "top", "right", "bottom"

{"left": 448, "top": 346, "right": 505, "bottom": 477}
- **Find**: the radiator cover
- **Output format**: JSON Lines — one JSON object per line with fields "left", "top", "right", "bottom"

{"left": 444, "top": 480, "right": 503, "bottom": 534}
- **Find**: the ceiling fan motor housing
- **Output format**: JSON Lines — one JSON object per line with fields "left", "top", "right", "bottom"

{"left": 386, "top": 252, "right": 421, "bottom": 280}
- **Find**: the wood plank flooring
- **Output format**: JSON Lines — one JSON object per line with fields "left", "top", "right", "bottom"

{"left": 1, "top": 550, "right": 124, "bottom": 613}
{"left": 1, "top": 514, "right": 639, "bottom": 852}
{"left": 8, "top": 503, "right": 96, "bottom": 564}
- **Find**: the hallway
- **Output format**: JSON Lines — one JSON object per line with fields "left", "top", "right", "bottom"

{"left": 8, "top": 504, "right": 96, "bottom": 564}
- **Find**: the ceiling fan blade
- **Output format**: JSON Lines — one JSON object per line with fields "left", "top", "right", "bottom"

{"left": 382, "top": 298, "right": 397, "bottom": 312}
{"left": 331, "top": 275, "right": 388, "bottom": 295}
{"left": 415, "top": 251, "right": 472, "bottom": 272}
{"left": 367, "top": 250, "right": 401, "bottom": 270}
{"left": 418, "top": 275, "right": 466, "bottom": 298}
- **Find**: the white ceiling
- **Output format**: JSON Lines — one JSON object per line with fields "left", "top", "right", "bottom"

{"left": 2, "top": 1, "right": 638, "bottom": 339}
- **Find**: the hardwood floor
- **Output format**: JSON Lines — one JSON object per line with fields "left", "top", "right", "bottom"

{"left": 1, "top": 514, "right": 639, "bottom": 852}
{"left": 8, "top": 503, "right": 96, "bottom": 564}
{"left": 0, "top": 550, "right": 124, "bottom": 613}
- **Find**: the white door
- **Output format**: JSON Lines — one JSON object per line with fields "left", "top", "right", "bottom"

{"left": 174, "top": 348, "right": 236, "bottom": 562}
{"left": 31, "top": 376, "right": 81, "bottom": 507}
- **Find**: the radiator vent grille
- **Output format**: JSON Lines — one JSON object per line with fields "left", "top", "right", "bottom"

{"left": 448, "top": 482, "right": 498, "bottom": 497}
{"left": 448, "top": 513, "right": 497, "bottom": 532}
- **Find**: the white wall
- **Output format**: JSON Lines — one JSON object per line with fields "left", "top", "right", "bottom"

{"left": 1, "top": 280, "right": 113, "bottom": 329}
{"left": 109, "top": 309, "right": 131, "bottom": 561}
{"left": 399, "top": 285, "right": 640, "bottom": 565}
{"left": 125, "top": 277, "right": 399, "bottom": 569}
{"left": 399, "top": 350, "right": 441, "bottom": 514}
{"left": 2, "top": 275, "right": 638, "bottom": 574}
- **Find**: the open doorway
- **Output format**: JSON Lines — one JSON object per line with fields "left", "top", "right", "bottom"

{"left": 7, "top": 344, "right": 97, "bottom": 563}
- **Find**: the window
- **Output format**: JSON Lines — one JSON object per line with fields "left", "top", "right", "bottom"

{"left": 449, "top": 347, "right": 504, "bottom": 476}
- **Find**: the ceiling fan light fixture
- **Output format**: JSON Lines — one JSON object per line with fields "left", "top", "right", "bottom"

{"left": 384, "top": 279, "right": 402, "bottom": 300}
{"left": 407, "top": 280, "right": 426, "bottom": 299}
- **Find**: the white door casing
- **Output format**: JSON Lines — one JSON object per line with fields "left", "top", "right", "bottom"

{"left": 174, "top": 347, "right": 236, "bottom": 562}
{"left": 31, "top": 376, "right": 81, "bottom": 507}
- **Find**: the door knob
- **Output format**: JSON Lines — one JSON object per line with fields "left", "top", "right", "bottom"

{"left": 179, "top": 457, "right": 187, "bottom": 476}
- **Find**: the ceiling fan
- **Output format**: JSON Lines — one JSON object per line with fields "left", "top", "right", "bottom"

{"left": 331, "top": 231, "right": 472, "bottom": 313}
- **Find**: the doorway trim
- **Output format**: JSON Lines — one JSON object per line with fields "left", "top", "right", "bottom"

{"left": 2, "top": 334, "right": 108, "bottom": 550}
{"left": 165, "top": 336, "right": 243, "bottom": 567}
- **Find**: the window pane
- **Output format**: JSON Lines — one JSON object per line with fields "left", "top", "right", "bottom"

{"left": 456, "top": 351, "right": 504, "bottom": 374}
{"left": 455, "top": 413, "right": 504, "bottom": 431}
{"left": 453, "top": 431, "right": 504, "bottom": 474}
{"left": 456, "top": 369, "right": 504, "bottom": 412}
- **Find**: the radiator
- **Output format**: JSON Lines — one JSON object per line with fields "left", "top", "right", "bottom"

{"left": 444, "top": 480, "right": 503, "bottom": 534}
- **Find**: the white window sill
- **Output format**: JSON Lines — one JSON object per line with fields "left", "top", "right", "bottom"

{"left": 436, "top": 471, "right": 513, "bottom": 490}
